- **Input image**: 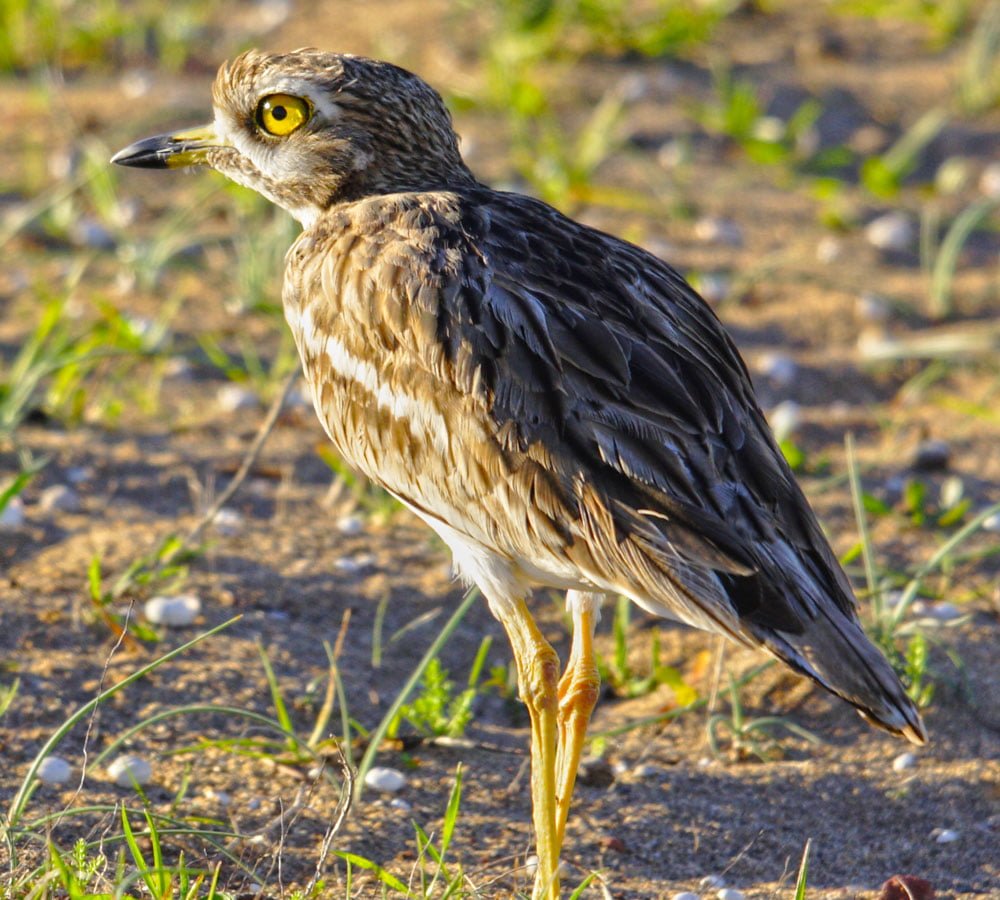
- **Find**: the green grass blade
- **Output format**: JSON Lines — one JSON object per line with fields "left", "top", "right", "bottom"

{"left": 355, "top": 588, "right": 479, "bottom": 800}
{"left": 3, "top": 616, "right": 240, "bottom": 832}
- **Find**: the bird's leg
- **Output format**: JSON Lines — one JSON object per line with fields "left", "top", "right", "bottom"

{"left": 554, "top": 590, "right": 602, "bottom": 848}
{"left": 495, "top": 597, "right": 562, "bottom": 900}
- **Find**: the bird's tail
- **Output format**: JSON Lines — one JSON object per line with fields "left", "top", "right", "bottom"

{"left": 757, "top": 606, "right": 927, "bottom": 745}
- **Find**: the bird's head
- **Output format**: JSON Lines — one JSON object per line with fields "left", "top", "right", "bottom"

{"left": 111, "top": 49, "right": 475, "bottom": 226}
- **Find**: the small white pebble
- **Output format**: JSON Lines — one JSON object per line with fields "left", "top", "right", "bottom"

{"left": 694, "top": 217, "right": 744, "bottom": 247}
{"left": 757, "top": 352, "right": 798, "bottom": 388}
{"left": 694, "top": 217, "right": 743, "bottom": 247}
{"left": 248, "top": 883, "right": 263, "bottom": 894}
{"left": 38, "top": 484, "right": 81, "bottom": 513}
{"left": 933, "top": 828, "right": 960, "bottom": 844}
{"left": 856, "top": 292, "right": 891, "bottom": 323}
{"left": 672, "top": 893, "right": 700, "bottom": 900}
{"left": 164, "top": 357, "right": 193, "bottom": 379}
{"left": 213, "top": 507, "right": 244, "bottom": 536}
{"left": 389, "top": 797, "right": 412, "bottom": 812}
{"left": 333, "top": 556, "right": 362, "bottom": 574}
{"left": 612, "top": 760, "right": 629, "bottom": 776}
{"left": 693, "top": 272, "right": 731, "bottom": 305}
{"left": 865, "top": 211, "right": 914, "bottom": 252}
{"left": 632, "top": 763, "right": 663, "bottom": 780}
{"left": 108, "top": 754, "right": 152, "bottom": 787}
{"left": 119, "top": 69, "right": 153, "bottom": 99}
{"left": 979, "top": 162, "right": 1000, "bottom": 199}
{"left": 216, "top": 383, "right": 259, "bottom": 412}
{"left": 935, "top": 157, "right": 969, "bottom": 195}
{"left": 816, "top": 235, "right": 842, "bottom": 263}
{"left": 982, "top": 511, "right": 1000, "bottom": 533}
{"left": 144, "top": 594, "right": 201, "bottom": 627}
{"left": 718, "top": 890, "right": 745, "bottom": 900}
{"left": 939, "top": 476, "right": 964, "bottom": 509}
{"left": 204, "top": 788, "right": 232, "bottom": 807}
{"left": 0, "top": 497, "right": 25, "bottom": 529}
{"left": 336, "top": 515, "right": 364, "bottom": 536}
{"left": 657, "top": 139, "right": 691, "bottom": 169}
{"left": 37, "top": 756, "right": 72, "bottom": 785}
{"left": 925, "top": 602, "right": 962, "bottom": 622}
{"left": 892, "top": 752, "right": 918, "bottom": 772}
{"left": 525, "top": 854, "right": 539, "bottom": 877}
{"left": 364, "top": 766, "right": 407, "bottom": 793}
{"left": 753, "top": 116, "right": 785, "bottom": 143}
{"left": 65, "top": 466, "right": 91, "bottom": 484}
{"left": 768, "top": 400, "right": 802, "bottom": 443}
{"left": 699, "top": 875, "right": 726, "bottom": 890}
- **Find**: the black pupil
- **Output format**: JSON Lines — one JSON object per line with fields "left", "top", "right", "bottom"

{"left": 271, "top": 105, "right": 287, "bottom": 121}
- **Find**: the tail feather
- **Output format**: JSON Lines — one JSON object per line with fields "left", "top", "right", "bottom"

{"left": 753, "top": 605, "right": 927, "bottom": 745}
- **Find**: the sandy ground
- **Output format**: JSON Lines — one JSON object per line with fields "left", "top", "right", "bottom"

{"left": 1, "top": 2, "right": 998, "bottom": 897}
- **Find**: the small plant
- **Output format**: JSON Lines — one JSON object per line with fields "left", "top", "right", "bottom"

{"left": 85, "top": 535, "right": 204, "bottom": 644}
{"left": 860, "top": 108, "right": 947, "bottom": 199}
{"left": 391, "top": 638, "right": 492, "bottom": 739}
{"left": 958, "top": 0, "right": 1000, "bottom": 113}
{"left": 598, "top": 595, "right": 698, "bottom": 703}
{"left": 706, "top": 674, "right": 820, "bottom": 762}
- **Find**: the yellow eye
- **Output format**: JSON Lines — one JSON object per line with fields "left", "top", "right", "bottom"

{"left": 256, "top": 93, "right": 311, "bottom": 137}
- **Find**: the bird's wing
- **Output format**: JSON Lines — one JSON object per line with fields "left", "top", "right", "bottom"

{"left": 437, "top": 190, "right": 861, "bottom": 638}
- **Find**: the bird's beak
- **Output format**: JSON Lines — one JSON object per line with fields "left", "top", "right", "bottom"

{"left": 111, "top": 124, "right": 225, "bottom": 169}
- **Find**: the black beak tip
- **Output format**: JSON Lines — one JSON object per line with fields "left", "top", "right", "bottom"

{"left": 110, "top": 135, "right": 175, "bottom": 169}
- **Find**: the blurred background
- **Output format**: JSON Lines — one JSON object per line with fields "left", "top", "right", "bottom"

{"left": 1, "top": 1, "right": 998, "bottom": 897}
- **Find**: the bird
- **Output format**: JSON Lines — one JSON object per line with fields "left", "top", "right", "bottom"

{"left": 112, "top": 48, "right": 926, "bottom": 898}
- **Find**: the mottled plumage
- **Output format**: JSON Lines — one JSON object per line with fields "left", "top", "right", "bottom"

{"left": 113, "top": 49, "right": 925, "bottom": 898}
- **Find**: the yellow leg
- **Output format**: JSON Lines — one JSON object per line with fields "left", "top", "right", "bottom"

{"left": 554, "top": 592, "right": 601, "bottom": 848}
{"left": 496, "top": 597, "right": 562, "bottom": 900}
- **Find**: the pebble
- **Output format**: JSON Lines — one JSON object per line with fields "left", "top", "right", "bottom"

{"left": 216, "top": 383, "right": 260, "bottom": 412}
{"left": 119, "top": 69, "right": 153, "bottom": 99}
{"left": 913, "top": 439, "right": 951, "bottom": 472}
{"left": 912, "top": 601, "right": 962, "bottom": 622}
{"left": 213, "top": 507, "right": 244, "bottom": 536}
{"left": 935, "top": 157, "right": 969, "bottom": 195}
{"left": 699, "top": 875, "right": 726, "bottom": 890}
{"left": 144, "top": 594, "right": 201, "bottom": 627}
{"left": 892, "top": 751, "right": 918, "bottom": 772}
{"left": 693, "top": 272, "right": 731, "bottom": 305}
{"left": 939, "top": 475, "right": 964, "bottom": 509}
{"left": 672, "top": 893, "right": 700, "bottom": 900}
{"left": 753, "top": 116, "right": 786, "bottom": 143}
{"left": 816, "top": 235, "right": 843, "bottom": 263}
{"left": 164, "top": 357, "right": 194, "bottom": 379}
{"left": 718, "top": 890, "right": 745, "bottom": 900}
{"left": 657, "top": 139, "right": 691, "bottom": 169}
{"left": 932, "top": 827, "right": 960, "bottom": 844}
{"left": 768, "top": 400, "right": 802, "bottom": 443}
{"left": 855, "top": 292, "right": 891, "bottom": 323}
{"left": 632, "top": 762, "right": 664, "bottom": 781}
{"left": 389, "top": 797, "right": 412, "bottom": 812}
{"left": 983, "top": 511, "right": 1000, "bottom": 533}
{"left": 979, "top": 162, "right": 1000, "bottom": 199}
{"left": 756, "top": 352, "right": 798, "bottom": 388}
{"left": 204, "top": 788, "right": 232, "bottom": 807}
{"left": 65, "top": 466, "right": 92, "bottom": 485}
{"left": 694, "top": 217, "right": 744, "bottom": 247}
{"left": 38, "top": 485, "right": 81, "bottom": 513}
{"left": 865, "top": 211, "right": 914, "bottom": 252}
{"left": 37, "top": 756, "right": 72, "bottom": 785}
{"left": 70, "top": 217, "right": 116, "bottom": 250}
{"left": 364, "top": 766, "right": 407, "bottom": 793}
{"left": 0, "top": 497, "right": 25, "bottom": 529}
{"left": 108, "top": 754, "right": 152, "bottom": 787}
{"left": 336, "top": 515, "right": 364, "bottom": 536}
{"left": 334, "top": 556, "right": 363, "bottom": 574}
